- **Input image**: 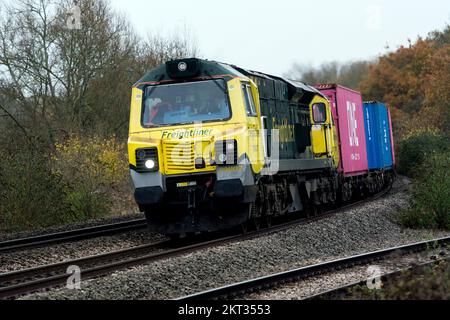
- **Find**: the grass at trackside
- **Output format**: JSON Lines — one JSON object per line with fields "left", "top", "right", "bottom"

{"left": 340, "top": 259, "right": 450, "bottom": 300}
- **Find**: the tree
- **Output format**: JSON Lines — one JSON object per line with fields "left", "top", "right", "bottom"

{"left": 360, "top": 24, "right": 450, "bottom": 139}
{"left": 360, "top": 39, "right": 433, "bottom": 114}
{"left": 0, "top": 0, "right": 199, "bottom": 230}
{"left": 0, "top": 0, "right": 199, "bottom": 145}
{"left": 285, "top": 60, "right": 372, "bottom": 90}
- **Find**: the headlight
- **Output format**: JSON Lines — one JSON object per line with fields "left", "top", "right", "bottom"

{"left": 215, "top": 140, "right": 237, "bottom": 165}
{"left": 135, "top": 148, "right": 158, "bottom": 172}
{"left": 144, "top": 159, "right": 155, "bottom": 169}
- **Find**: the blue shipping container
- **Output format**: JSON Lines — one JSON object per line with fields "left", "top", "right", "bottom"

{"left": 363, "top": 102, "right": 393, "bottom": 169}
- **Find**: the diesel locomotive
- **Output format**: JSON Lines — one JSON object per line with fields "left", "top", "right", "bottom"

{"left": 127, "top": 58, "right": 395, "bottom": 234}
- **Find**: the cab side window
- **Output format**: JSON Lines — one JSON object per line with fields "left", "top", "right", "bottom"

{"left": 312, "top": 103, "right": 327, "bottom": 123}
{"left": 242, "top": 83, "right": 257, "bottom": 116}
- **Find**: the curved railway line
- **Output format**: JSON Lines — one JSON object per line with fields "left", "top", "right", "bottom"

{"left": 0, "top": 188, "right": 391, "bottom": 299}
{"left": 0, "top": 218, "right": 147, "bottom": 253}
{"left": 179, "top": 236, "right": 450, "bottom": 300}
{"left": 305, "top": 257, "right": 448, "bottom": 300}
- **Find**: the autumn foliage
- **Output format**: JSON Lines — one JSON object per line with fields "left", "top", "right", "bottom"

{"left": 360, "top": 25, "right": 450, "bottom": 141}
{"left": 289, "top": 24, "right": 450, "bottom": 142}
{"left": 359, "top": 25, "right": 450, "bottom": 230}
{"left": 288, "top": 25, "right": 450, "bottom": 231}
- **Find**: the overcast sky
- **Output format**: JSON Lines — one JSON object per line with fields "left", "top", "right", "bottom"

{"left": 110, "top": 0, "right": 450, "bottom": 76}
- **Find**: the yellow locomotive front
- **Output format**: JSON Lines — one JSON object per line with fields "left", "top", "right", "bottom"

{"left": 128, "top": 58, "right": 265, "bottom": 234}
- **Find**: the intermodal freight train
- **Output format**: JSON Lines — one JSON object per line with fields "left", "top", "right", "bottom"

{"left": 127, "top": 58, "right": 395, "bottom": 235}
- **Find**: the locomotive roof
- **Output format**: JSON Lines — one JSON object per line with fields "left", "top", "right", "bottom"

{"left": 135, "top": 58, "right": 325, "bottom": 101}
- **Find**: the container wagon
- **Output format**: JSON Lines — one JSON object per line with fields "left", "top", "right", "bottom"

{"left": 363, "top": 101, "right": 394, "bottom": 169}
{"left": 362, "top": 101, "right": 396, "bottom": 193}
{"left": 314, "top": 84, "right": 369, "bottom": 201}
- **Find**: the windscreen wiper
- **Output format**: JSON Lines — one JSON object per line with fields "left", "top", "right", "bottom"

{"left": 203, "top": 70, "right": 228, "bottom": 95}
{"left": 144, "top": 74, "right": 165, "bottom": 96}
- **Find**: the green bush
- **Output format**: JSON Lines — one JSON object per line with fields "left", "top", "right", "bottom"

{"left": 64, "top": 187, "right": 108, "bottom": 221}
{"left": 397, "top": 130, "right": 449, "bottom": 177}
{"left": 52, "top": 135, "right": 130, "bottom": 220}
{"left": 397, "top": 152, "right": 450, "bottom": 229}
{"left": 0, "top": 148, "right": 70, "bottom": 230}
{"left": 0, "top": 134, "right": 131, "bottom": 231}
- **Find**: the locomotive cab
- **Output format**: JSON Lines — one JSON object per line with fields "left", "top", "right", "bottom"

{"left": 128, "top": 58, "right": 266, "bottom": 234}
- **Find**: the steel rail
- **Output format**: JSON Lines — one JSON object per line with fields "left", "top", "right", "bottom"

{"left": 0, "top": 187, "right": 392, "bottom": 299}
{"left": 305, "top": 256, "right": 449, "bottom": 300}
{"left": 0, "top": 218, "right": 148, "bottom": 253}
{"left": 178, "top": 236, "right": 450, "bottom": 300}
{"left": 0, "top": 232, "right": 271, "bottom": 299}
{"left": 0, "top": 238, "right": 170, "bottom": 299}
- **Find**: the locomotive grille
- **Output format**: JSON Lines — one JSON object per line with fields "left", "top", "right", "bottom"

{"left": 163, "top": 141, "right": 195, "bottom": 174}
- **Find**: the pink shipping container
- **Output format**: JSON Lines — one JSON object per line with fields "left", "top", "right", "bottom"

{"left": 314, "top": 84, "right": 369, "bottom": 176}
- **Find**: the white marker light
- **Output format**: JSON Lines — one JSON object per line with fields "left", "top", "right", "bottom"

{"left": 218, "top": 153, "right": 227, "bottom": 163}
{"left": 226, "top": 142, "right": 235, "bottom": 150}
{"left": 144, "top": 159, "right": 155, "bottom": 169}
{"left": 178, "top": 62, "right": 187, "bottom": 71}
{"left": 136, "top": 149, "right": 146, "bottom": 159}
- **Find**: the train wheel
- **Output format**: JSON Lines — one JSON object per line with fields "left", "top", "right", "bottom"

{"left": 167, "top": 233, "right": 180, "bottom": 241}
{"left": 241, "top": 221, "right": 249, "bottom": 234}
{"left": 265, "top": 215, "right": 272, "bottom": 227}
{"left": 253, "top": 217, "right": 262, "bottom": 231}
{"left": 185, "top": 232, "right": 196, "bottom": 239}
{"left": 316, "top": 205, "right": 323, "bottom": 216}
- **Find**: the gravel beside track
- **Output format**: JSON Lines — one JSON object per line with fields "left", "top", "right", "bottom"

{"left": 244, "top": 245, "right": 450, "bottom": 299}
{"left": 0, "top": 212, "right": 142, "bottom": 242}
{"left": 22, "top": 177, "right": 450, "bottom": 300}
{"left": 0, "top": 230, "right": 165, "bottom": 273}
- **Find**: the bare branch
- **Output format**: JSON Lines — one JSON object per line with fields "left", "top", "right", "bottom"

{"left": 0, "top": 101, "right": 29, "bottom": 138}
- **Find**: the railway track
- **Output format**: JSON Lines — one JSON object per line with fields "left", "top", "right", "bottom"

{"left": 305, "top": 257, "right": 449, "bottom": 300}
{"left": 0, "top": 218, "right": 148, "bottom": 253}
{"left": 0, "top": 217, "right": 328, "bottom": 299}
{"left": 178, "top": 236, "right": 450, "bottom": 300}
{"left": 0, "top": 188, "right": 391, "bottom": 299}
{"left": 0, "top": 227, "right": 291, "bottom": 299}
